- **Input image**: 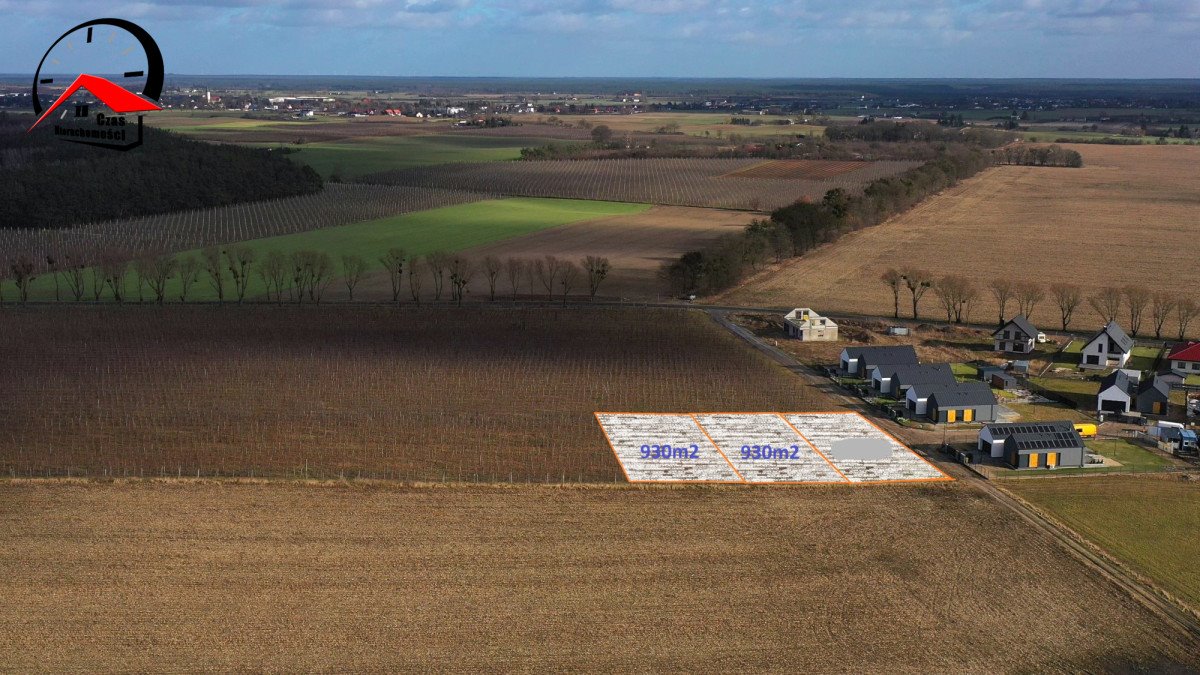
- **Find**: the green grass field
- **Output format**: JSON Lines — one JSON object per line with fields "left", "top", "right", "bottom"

{"left": 1126, "top": 346, "right": 1164, "bottom": 372}
{"left": 1085, "top": 439, "right": 1172, "bottom": 472}
{"left": 4, "top": 198, "right": 649, "bottom": 302}
{"left": 282, "top": 135, "right": 572, "bottom": 178}
{"left": 1006, "top": 475, "right": 1200, "bottom": 610}
{"left": 1028, "top": 376, "right": 1100, "bottom": 409}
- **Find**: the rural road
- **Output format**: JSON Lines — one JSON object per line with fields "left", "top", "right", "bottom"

{"left": 705, "top": 307, "right": 1200, "bottom": 644}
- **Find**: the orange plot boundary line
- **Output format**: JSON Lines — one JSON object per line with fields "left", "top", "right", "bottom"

{"left": 593, "top": 412, "right": 745, "bottom": 485}
{"left": 776, "top": 413, "right": 852, "bottom": 484}
{"left": 689, "top": 413, "right": 747, "bottom": 483}
{"left": 783, "top": 411, "right": 954, "bottom": 484}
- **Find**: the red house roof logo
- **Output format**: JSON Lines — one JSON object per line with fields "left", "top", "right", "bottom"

{"left": 28, "top": 73, "right": 162, "bottom": 132}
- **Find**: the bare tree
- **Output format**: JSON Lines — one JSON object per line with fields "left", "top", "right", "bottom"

{"left": 933, "top": 275, "right": 974, "bottom": 323}
{"left": 145, "top": 255, "right": 177, "bottom": 304}
{"left": 987, "top": 279, "right": 1015, "bottom": 325}
{"left": 407, "top": 255, "right": 425, "bottom": 303}
{"left": 1176, "top": 298, "right": 1199, "bottom": 340}
{"left": 10, "top": 256, "right": 36, "bottom": 304}
{"left": 201, "top": 246, "right": 225, "bottom": 304}
{"left": 1149, "top": 292, "right": 1177, "bottom": 340}
{"left": 342, "top": 254, "right": 369, "bottom": 301}
{"left": 1013, "top": 281, "right": 1044, "bottom": 319}
{"left": 535, "top": 255, "right": 562, "bottom": 298}
{"left": 63, "top": 254, "right": 87, "bottom": 302}
{"left": 311, "top": 252, "right": 333, "bottom": 303}
{"left": 258, "top": 251, "right": 288, "bottom": 303}
{"left": 379, "top": 248, "right": 406, "bottom": 303}
{"left": 226, "top": 246, "right": 257, "bottom": 303}
{"left": 45, "top": 254, "right": 61, "bottom": 302}
{"left": 482, "top": 255, "right": 502, "bottom": 301}
{"left": 881, "top": 268, "right": 903, "bottom": 319}
{"left": 1123, "top": 285, "right": 1150, "bottom": 336}
{"left": 427, "top": 250, "right": 449, "bottom": 301}
{"left": 899, "top": 267, "right": 933, "bottom": 319}
{"left": 90, "top": 264, "right": 104, "bottom": 301}
{"left": 1088, "top": 287, "right": 1122, "bottom": 324}
{"left": 960, "top": 282, "right": 979, "bottom": 324}
{"left": 132, "top": 256, "right": 152, "bottom": 303}
{"left": 178, "top": 255, "right": 201, "bottom": 302}
{"left": 1049, "top": 283, "right": 1083, "bottom": 331}
{"left": 584, "top": 256, "right": 611, "bottom": 299}
{"left": 448, "top": 255, "right": 475, "bottom": 306}
{"left": 505, "top": 257, "right": 526, "bottom": 300}
{"left": 559, "top": 261, "right": 581, "bottom": 306}
{"left": 100, "top": 255, "right": 129, "bottom": 303}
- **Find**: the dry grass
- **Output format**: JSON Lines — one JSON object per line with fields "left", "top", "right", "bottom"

{"left": 720, "top": 144, "right": 1200, "bottom": 337}
{"left": 0, "top": 306, "right": 836, "bottom": 482}
{"left": 2, "top": 480, "right": 1197, "bottom": 672}
{"left": 723, "top": 159, "right": 875, "bottom": 180}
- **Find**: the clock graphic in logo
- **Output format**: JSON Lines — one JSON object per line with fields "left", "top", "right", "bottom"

{"left": 29, "top": 18, "right": 165, "bottom": 150}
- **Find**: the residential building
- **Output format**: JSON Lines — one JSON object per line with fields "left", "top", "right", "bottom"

{"left": 1002, "top": 426, "right": 1088, "bottom": 469}
{"left": 978, "top": 421, "right": 1086, "bottom": 468}
{"left": 783, "top": 308, "right": 838, "bottom": 342}
{"left": 839, "top": 345, "right": 918, "bottom": 377}
{"left": 907, "top": 381, "right": 997, "bottom": 423}
{"left": 1080, "top": 321, "right": 1134, "bottom": 369}
{"left": 993, "top": 315, "right": 1038, "bottom": 353}
{"left": 1136, "top": 375, "right": 1171, "bottom": 416}
{"left": 1097, "top": 370, "right": 1135, "bottom": 414}
{"left": 1167, "top": 342, "right": 1200, "bottom": 376}
{"left": 871, "top": 363, "right": 956, "bottom": 397}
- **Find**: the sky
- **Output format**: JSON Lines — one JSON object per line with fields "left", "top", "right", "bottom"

{"left": 2, "top": 0, "right": 1199, "bottom": 78}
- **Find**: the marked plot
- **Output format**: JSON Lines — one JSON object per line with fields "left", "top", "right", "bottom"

{"left": 595, "top": 413, "right": 741, "bottom": 483}
{"left": 783, "top": 413, "right": 949, "bottom": 483}
{"left": 694, "top": 414, "right": 847, "bottom": 484}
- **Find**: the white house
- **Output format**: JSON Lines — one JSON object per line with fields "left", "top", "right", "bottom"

{"left": 1080, "top": 321, "right": 1134, "bottom": 369}
{"left": 993, "top": 315, "right": 1037, "bottom": 354}
{"left": 1096, "top": 370, "right": 1134, "bottom": 414}
{"left": 783, "top": 308, "right": 838, "bottom": 342}
{"left": 1168, "top": 342, "right": 1200, "bottom": 376}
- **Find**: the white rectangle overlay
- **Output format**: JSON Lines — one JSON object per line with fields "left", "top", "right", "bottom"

{"left": 595, "top": 413, "right": 742, "bottom": 483}
{"left": 694, "top": 413, "right": 847, "bottom": 483}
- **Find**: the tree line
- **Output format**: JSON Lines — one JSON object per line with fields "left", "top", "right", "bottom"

{"left": 0, "top": 248, "right": 613, "bottom": 307}
{"left": 992, "top": 144, "right": 1083, "bottom": 167}
{"left": 879, "top": 270, "right": 1200, "bottom": 340}
{"left": 663, "top": 146, "right": 994, "bottom": 295}
{"left": 0, "top": 114, "right": 323, "bottom": 230}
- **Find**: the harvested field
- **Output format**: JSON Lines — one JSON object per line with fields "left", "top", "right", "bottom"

{"left": 0, "top": 183, "right": 492, "bottom": 271}
{"left": 358, "top": 158, "right": 920, "bottom": 211}
{"left": 353, "top": 205, "right": 748, "bottom": 300}
{"left": 0, "top": 307, "right": 836, "bottom": 481}
{"left": 3, "top": 480, "right": 1199, "bottom": 671}
{"left": 720, "top": 145, "right": 1200, "bottom": 337}
{"left": 722, "top": 159, "right": 878, "bottom": 180}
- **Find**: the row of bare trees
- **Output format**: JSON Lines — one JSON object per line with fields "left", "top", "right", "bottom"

{"left": 881, "top": 269, "right": 1199, "bottom": 340}
{"left": 1, "top": 249, "right": 613, "bottom": 307}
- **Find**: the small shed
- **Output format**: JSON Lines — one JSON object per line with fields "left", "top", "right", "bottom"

{"left": 1136, "top": 376, "right": 1170, "bottom": 416}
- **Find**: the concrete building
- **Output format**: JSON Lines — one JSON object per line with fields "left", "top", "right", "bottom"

{"left": 978, "top": 421, "right": 1085, "bottom": 467}
{"left": 783, "top": 308, "right": 838, "bottom": 342}
{"left": 839, "top": 345, "right": 918, "bottom": 377}
{"left": 907, "top": 381, "right": 997, "bottom": 423}
{"left": 871, "top": 363, "right": 956, "bottom": 397}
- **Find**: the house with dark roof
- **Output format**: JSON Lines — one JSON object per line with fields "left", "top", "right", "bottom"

{"left": 1081, "top": 321, "right": 1134, "bottom": 369}
{"left": 1097, "top": 370, "right": 1135, "bottom": 414}
{"left": 1167, "top": 342, "right": 1200, "bottom": 377}
{"left": 993, "top": 315, "right": 1038, "bottom": 354}
{"left": 1002, "top": 426, "right": 1087, "bottom": 469}
{"left": 978, "top": 421, "right": 1086, "bottom": 468}
{"left": 907, "top": 381, "right": 997, "bottom": 423}
{"left": 870, "top": 363, "right": 956, "bottom": 397}
{"left": 1135, "top": 375, "right": 1171, "bottom": 416}
{"left": 839, "top": 345, "right": 918, "bottom": 377}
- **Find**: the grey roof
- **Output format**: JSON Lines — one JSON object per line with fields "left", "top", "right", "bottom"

{"left": 1004, "top": 427, "right": 1086, "bottom": 454}
{"left": 926, "top": 381, "right": 997, "bottom": 408}
{"left": 844, "top": 345, "right": 918, "bottom": 363}
{"left": 1090, "top": 321, "right": 1135, "bottom": 352}
{"left": 1100, "top": 369, "right": 1133, "bottom": 394}
{"left": 880, "top": 363, "right": 957, "bottom": 386}
{"left": 1138, "top": 375, "right": 1170, "bottom": 400}
{"left": 994, "top": 315, "right": 1037, "bottom": 339}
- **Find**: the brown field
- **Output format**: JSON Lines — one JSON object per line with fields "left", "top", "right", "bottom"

{"left": 0, "top": 306, "right": 836, "bottom": 482}
{"left": 360, "top": 158, "right": 920, "bottom": 211}
{"left": 720, "top": 145, "right": 1200, "bottom": 336}
{"left": 723, "top": 159, "right": 875, "bottom": 180}
{"left": 3, "top": 480, "right": 1198, "bottom": 672}
{"left": 349, "top": 205, "right": 749, "bottom": 300}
